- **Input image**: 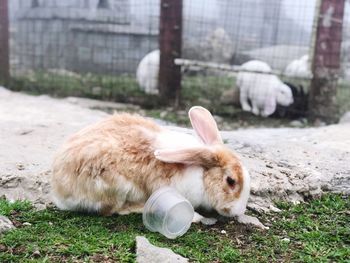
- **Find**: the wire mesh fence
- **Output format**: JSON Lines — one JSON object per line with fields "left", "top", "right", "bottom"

{"left": 2, "top": 0, "right": 350, "bottom": 121}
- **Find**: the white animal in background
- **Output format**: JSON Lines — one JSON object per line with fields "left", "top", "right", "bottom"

{"left": 236, "top": 60, "right": 294, "bottom": 117}
{"left": 239, "top": 59, "right": 272, "bottom": 73}
{"left": 202, "top": 27, "right": 234, "bottom": 63}
{"left": 136, "top": 49, "right": 160, "bottom": 94}
{"left": 284, "top": 55, "right": 312, "bottom": 79}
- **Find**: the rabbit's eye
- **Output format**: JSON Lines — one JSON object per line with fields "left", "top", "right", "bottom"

{"left": 226, "top": 177, "right": 236, "bottom": 187}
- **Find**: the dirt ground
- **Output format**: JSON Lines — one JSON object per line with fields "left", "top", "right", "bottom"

{"left": 0, "top": 87, "right": 349, "bottom": 211}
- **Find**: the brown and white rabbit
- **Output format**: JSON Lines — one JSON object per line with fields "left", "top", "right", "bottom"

{"left": 51, "top": 106, "right": 250, "bottom": 221}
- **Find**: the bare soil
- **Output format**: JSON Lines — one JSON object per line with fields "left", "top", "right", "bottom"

{"left": 0, "top": 87, "right": 349, "bottom": 212}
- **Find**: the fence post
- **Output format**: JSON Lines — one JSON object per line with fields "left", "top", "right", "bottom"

{"left": 158, "top": 0, "right": 183, "bottom": 106}
{"left": 309, "top": 0, "right": 345, "bottom": 123}
{"left": 0, "top": 0, "right": 9, "bottom": 86}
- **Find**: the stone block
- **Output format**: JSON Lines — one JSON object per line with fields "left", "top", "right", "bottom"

{"left": 90, "top": 33, "right": 106, "bottom": 48}
{"left": 34, "top": 45, "right": 44, "bottom": 57}
{"left": 115, "top": 35, "right": 130, "bottom": 49}
{"left": 77, "top": 46, "right": 92, "bottom": 62}
{"left": 136, "top": 236, "right": 188, "bottom": 263}
{"left": 50, "top": 20, "right": 63, "bottom": 33}
{"left": 73, "top": 32, "right": 88, "bottom": 45}
{"left": 0, "top": 216, "right": 15, "bottom": 234}
{"left": 92, "top": 47, "right": 112, "bottom": 65}
{"left": 105, "top": 35, "right": 116, "bottom": 48}
{"left": 34, "top": 20, "right": 43, "bottom": 33}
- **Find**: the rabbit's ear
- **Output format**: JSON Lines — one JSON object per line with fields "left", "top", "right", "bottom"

{"left": 154, "top": 147, "right": 217, "bottom": 167}
{"left": 188, "top": 106, "right": 223, "bottom": 145}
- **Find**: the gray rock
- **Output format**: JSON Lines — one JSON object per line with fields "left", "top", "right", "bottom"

{"left": 0, "top": 216, "right": 15, "bottom": 234}
{"left": 160, "top": 111, "right": 167, "bottom": 118}
{"left": 339, "top": 112, "right": 350, "bottom": 124}
{"left": 91, "top": 86, "right": 103, "bottom": 96}
{"left": 289, "top": 120, "right": 304, "bottom": 128}
{"left": 136, "top": 236, "right": 188, "bottom": 263}
{"left": 236, "top": 214, "right": 269, "bottom": 230}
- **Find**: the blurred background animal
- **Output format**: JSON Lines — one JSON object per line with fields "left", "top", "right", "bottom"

{"left": 236, "top": 60, "right": 294, "bottom": 117}
{"left": 284, "top": 55, "right": 312, "bottom": 79}
{"left": 136, "top": 49, "right": 160, "bottom": 95}
{"left": 273, "top": 82, "right": 309, "bottom": 119}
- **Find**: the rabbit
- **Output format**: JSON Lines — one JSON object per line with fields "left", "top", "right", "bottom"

{"left": 273, "top": 82, "right": 308, "bottom": 119}
{"left": 238, "top": 60, "right": 272, "bottom": 73}
{"left": 51, "top": 106, "right": 251, "bottom": 222}
{"left": 136, "top": 49, "right": 160, "bottom": 95}
{"left": 237, "top": 60, "right": 294, "bottom": 117}
{"left": 284, "top": 55, "right": 312, "bottom": 79}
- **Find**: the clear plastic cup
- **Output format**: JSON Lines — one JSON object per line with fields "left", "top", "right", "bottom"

{"left": 142, "top": 187, "right": 194, "bottom": 239}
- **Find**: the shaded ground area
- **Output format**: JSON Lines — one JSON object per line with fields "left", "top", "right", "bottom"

{"left": 0, "top": 87, "right": 349, "bottom": 211}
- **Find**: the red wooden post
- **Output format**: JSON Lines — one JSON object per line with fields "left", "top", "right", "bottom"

{"left": 158, "top": 0, "right": 183, "bottom": 106}
{"left": 0, "top": 0, "right": 9, "bottom": 85}
{"left": 309, "top": 0, "right": 346, "bottom": 123}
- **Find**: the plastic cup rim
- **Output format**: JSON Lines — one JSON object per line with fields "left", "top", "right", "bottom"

{"left": 142, "top": 187, "right": 194, "bottom": 238}
{"left": 162, "top": 201, "right": 193, "bottom": 238}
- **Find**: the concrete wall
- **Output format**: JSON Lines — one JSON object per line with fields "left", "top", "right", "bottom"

{"left": 68, "top": 27, "right": 157, "bottom": 74}
{"left": 13, "top": 0, "right": 158, "bottom": 75}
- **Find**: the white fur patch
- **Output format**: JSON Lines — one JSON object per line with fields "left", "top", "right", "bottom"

{"left": 170, "top": 166, "right": 212, "bottom": 210}
{"left": 155, "top": 130, "right": 202, "bottom": 150}
{"left": 52, "top": 176, "right": 146, "bottom": 213}
{"left": 51, "top": 193, "right": 102, "bottom": 213}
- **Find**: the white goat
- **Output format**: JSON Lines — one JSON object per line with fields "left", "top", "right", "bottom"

{"left": 136, "top": 49, "right": 160, "bottom": 94}
{"left": 237, "top": 60, "right": 294, "bottom": 117}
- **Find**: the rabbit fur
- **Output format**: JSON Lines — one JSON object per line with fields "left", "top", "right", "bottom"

{"left": 136, "top": 49, "right": 160, "bottom": 95}
{"left": 284, "top": 55, "right": 312, "bottom": 79}
{"left": 237, "top": 60, "right": 294, "bottom": 117}
{"left": 51, "top": 106, "right": 251, "bottom": 221}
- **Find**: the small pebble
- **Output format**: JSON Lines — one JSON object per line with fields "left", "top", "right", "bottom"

{"left": 0, "top": 244, "right": 6, "bottom": 252}
{"left": 220, "top": 230, "right": 227, "bottom": 234}
{"left": 200, "top": 217, "right": 217, "bottom": 226}
{"left": 22, "top": 222, "right": 32, "bottom": 226}
{"left": 269, "top": 205, "right": 282, "bottom": 213}
{"left": 16, "top": 163, "right": 25, "bottom": 170}
{"left": 160, "top": 111, "right": 167, "bottom": 118}
{"left": 32, "top": 250, "right": 41, "bottom": 258}
{"left": 281, "top": 237, "right": 290, "bottom": 243}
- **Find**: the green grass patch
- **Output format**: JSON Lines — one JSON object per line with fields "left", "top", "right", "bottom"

{"left": 0, "top": 194, "right": 349, "bottom": 262}
{"left": 7, "top": 71, "right": 350, "bottom": 125}
{"left": 9, "top": 72, "right": 160, "bottom": 109}
{"left": 337, "top": 80, "right": 350, "bottom": 115}
{"left": 8, "top": 72, "right": 235, "bottom": 112}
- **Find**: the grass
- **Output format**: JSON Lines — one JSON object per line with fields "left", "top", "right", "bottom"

{"left": 0, "top": 194, "right": 349, "bottom": 262}
{"left": 8, "top": 72, "right": 235, "bottom": 111}
{"left": 337, "top": 80, "right": 350, "bottom": 116}
{"left": 8, "top": 72, "right": 160, "bottom": 109}
{"left": 6, "top": 71, "right": 350, "bottom": 127}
